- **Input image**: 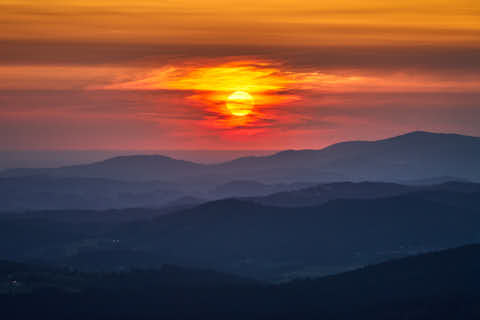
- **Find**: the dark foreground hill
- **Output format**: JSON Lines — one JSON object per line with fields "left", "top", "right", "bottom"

{"left": 2, "top": 131, "right": 480, "bottom": 183}
{"left": 1, "top": 245, "right": 479, "bottom": 319}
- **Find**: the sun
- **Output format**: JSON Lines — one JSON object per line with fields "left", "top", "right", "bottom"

{"left": 226, "top": 91, "right": 254, "bottom": 116}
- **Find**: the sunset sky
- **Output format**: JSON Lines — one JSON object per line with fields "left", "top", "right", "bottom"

{"left": 1, "top": 0, "right": 479, "bottom": 150}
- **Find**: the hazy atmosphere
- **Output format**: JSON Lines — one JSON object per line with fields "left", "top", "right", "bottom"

{"left": 1, "top": 1, "right": 479, "bottom": 319}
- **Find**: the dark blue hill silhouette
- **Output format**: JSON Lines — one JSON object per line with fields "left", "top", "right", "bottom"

{"left": 250, "top": 181, "right": 413, "bottom": 206}
{"left": 215, "top": 131, "right": 480, "bottom": 181}
{"left": 1, "top": 184, "right": 480, "bottom": 279}
{"left": 1, "top": 131, "right": 479, "bottom": 182}
{"left": 95, "top": 189, "right": 480, "bottom": 280}
{"left": 249, "top": 181, "right": 480, "bottom": 207}
{"left": 211, "top": 180, "right": 316, "bottom": 198}
{"left": 0, "top": 155, "right": 203, "bottom": 181}
{"left": 1, "top": 245, "right": 479, "bottom": 319}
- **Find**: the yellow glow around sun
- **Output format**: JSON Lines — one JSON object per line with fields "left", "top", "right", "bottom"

{"left": 168, "top": 61, "right": 286, "bottom": 93}
{"left": 227, "top": 91, "right": 254, "bottom": 116}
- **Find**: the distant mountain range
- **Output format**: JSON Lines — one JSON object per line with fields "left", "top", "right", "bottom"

{"left": 1, "top": 130, "right": 479, "bottom": 211}
{"left": 0, "top": 176, "right": 475, "bottom": 212}
{"left": 2, "top": 131, "right": 480, "bottom": 183}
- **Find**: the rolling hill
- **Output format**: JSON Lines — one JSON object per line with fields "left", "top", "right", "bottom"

{"left": 2, "top": 131, "right": 479, "bottom": 183}
{"left": 1, "top": 245, "right": 479, "bottom": 319}
{"left": 2, "top": 188, "right": 475, "bottom": 280}
{"left": 249, "top": 181, "right": 480, "bottom": 207}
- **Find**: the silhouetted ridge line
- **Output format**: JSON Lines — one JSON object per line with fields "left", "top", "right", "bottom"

{"left": 1, "top": 131, "right": 479, "bottom": 182}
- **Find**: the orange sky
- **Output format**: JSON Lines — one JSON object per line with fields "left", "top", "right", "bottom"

{"left": 1, "top": 0, "right": 479, "bottom": 150}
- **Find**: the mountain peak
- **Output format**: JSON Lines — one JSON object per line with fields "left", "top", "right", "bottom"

{"left": 387, "top": 130, "right": 479, "bottom": 141}
{"left": 101, "top": 154, "right": 182, "bottom": 163}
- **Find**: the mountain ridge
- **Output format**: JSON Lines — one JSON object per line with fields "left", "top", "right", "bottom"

{"left": 2, "top": 131, "right": 479, "bottom": 182}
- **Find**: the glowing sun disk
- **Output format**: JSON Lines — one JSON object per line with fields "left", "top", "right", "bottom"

{"left": 227, "top": 91, "right": 254, "bottom": 116}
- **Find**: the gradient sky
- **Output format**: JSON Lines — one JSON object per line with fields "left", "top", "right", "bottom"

{"left": 1, "top": 0, "right": 479, "bottom": 150}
